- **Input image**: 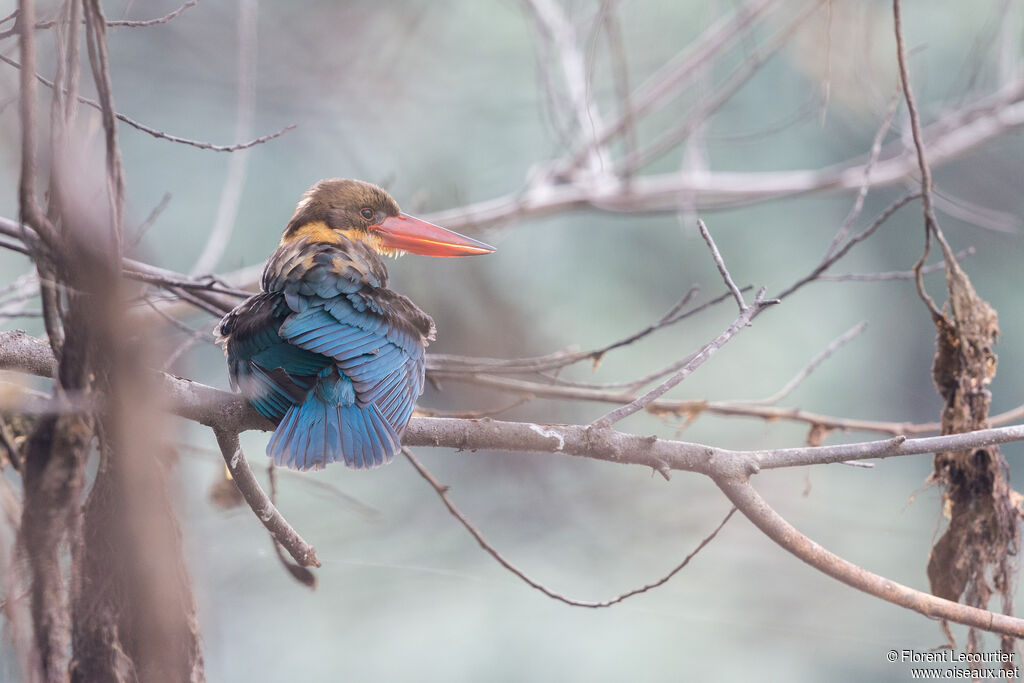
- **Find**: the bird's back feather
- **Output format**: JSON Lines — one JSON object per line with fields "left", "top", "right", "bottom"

{"left": 218, "top": 235, "right": 432, "bottom": 470}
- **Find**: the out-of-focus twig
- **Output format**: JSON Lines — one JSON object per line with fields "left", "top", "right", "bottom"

{"left": 0, "top": 52, "right": 295, "bottom": 153}
{"left": 190, "top": 0, "right": 257, "bottom": 275}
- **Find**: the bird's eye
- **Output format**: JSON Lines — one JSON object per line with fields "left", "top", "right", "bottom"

{"left": 360, "top": 208, "right": 374, "bottom": 220}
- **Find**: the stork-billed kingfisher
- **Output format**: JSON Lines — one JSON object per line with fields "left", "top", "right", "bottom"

{"left": 218, "top": 179, "right": 494, "bottom": 470}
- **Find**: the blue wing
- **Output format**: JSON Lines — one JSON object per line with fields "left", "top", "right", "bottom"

{"left": 220, "top": 289, "right": 429, "bottom": 470}
{"left": 219, "top": 292, "right": 329, "bottom": 422}
{"left": 277, "top": 291, "right": 427, "bottom": 434}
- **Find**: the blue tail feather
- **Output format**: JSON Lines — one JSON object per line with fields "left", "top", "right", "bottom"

{"left": 266, "top": 377, "right": 400, "bottom": 471}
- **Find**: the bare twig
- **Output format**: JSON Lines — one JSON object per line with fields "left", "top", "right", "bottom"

{"left": 426, "top": 285, "right": 730, "bottom": 379}
{"left": 84, "top": 0, "right": 125, "bottom": 251}
{"left": 893, "top": 0, "right": 947, "bottom": 317}
{"left": 714, "top": 475, "right": 1024, "bottom": 638}
{"left": 266, "top": 463, "right": 317, "bottom": 588}
{"left": 413, "top": 396, "right": 533, "bottom": 419}
{"left": 826, "top": 92, "right": 900, "bottom": 259}
{"left": 424, "top": 93, "right": 1024, "bottom": 231}
{"left": 521, "top": 0, "right": 608, "bottom": 175}
{"left": 103, "top": 0, "right": 198, "bottom": 28}
{"left": 746, "top": 321, "right": 867, "bottom": 405}
{"left": 557, "top": 0, "right": 781, "bottom": 174}
{"left": 0, "top": 235, "right": 31, "bottom": 256}
{"left": 130, "top": 192, "right": 171, "bottom": 247}
{"left": 190, "top": 0, "right": 257, "bottom": 275}
{"left": 697, "top": 220, "right": 746, "bottom": 311}
{"left": 404, "top": 447, "right": 737, "bottom": 608}
{"left": 212, "top": 429, "right": 320, "bottom": 568}
{"left": 0, "top": 52, "right": 296, "bottom": 153}
{"left": 426, "top": 367, "right": 1024, "bottom": 437}
{"left": 0, "top": 213, "right": 254, "bottom": 305}
{"left": 820, "top": 248, "right": 974, "bottom": 282}
{"left": 589, "top": 219, "right": 776, "bottom": 430}
{"left": 775, "top": 192, "right": 920, "bottom": 300}
{"left": 1, "top": 0, "right": 198, "bottom": 36}
{"left": 589, "top": 288, "right": 774, "bottom": 430}
{"left": 619, "top": 0, "right": 826, "bottom": 174}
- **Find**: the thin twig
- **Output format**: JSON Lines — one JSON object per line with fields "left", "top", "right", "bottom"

{"left": 84, "top": 0, "right": 126, "bottom": 251}
{"left": 414, "top": 396, "right": 533, "bottom": 419}
{"left": 266, "top": 463, "right": 317, "bottom": 588}
{"left": 521, "top": 0, "right": 608, "bottom": 174}
{"left": 697, "top": 219, "right": 746, "bottom": 311}
{"left": 893, "top": 0, "right": 947, "bottom": 318}
{"left": 212, "top": 428, "right": 320, "bottom": 568}
{"left": 431, "top": 367, "right": 1024, "bottom": 437}
{"left": 0, "top": 52, "right": 296, "bottom": 153}
{"left": 590, "top": 288, "right": 775, "bottom": 430}
{"left": 1, "top": 0, "right": 198, "bottom": 36}
{"left": 747, "top": 321, "right": 867, "bottom": 405}
{"left": 558, "top": 0, "right": 780, "bottom": 174}
{"left": 826, "top": 92, "right": 900, "bottom": 259}
{"left": 0, "top": 235, "right": 31, "bottom": 256}
{"left": 587, "top": 219, "right": 776, "bottom": 429}
{"left": 404, "top": 447, "right": 737, "bottom": 608}
{"left": 130, "top": 192, "right": 171, "bottom": 247}
{"left": 190, "top": 0, "right": 257, "bottom": 275}
{"left": 775, "top": 192, "right": 920, "bottom": 300}
{"left": 820, "top": 248, "right": 974, "bottom": 282}
{"left": 618, "top": 0, "right": 825, "bottom": 174}
{"left": 1, "top": 217, "right": 253, "bottom": 301}
{"left": 103, "top": 0, "right": 198, "bottom": 28}
{"left": 167, "top": 287, "right": 229, "bottom": 317}
{"left": 426, "top": 285, "right": 739, "bottom": 379}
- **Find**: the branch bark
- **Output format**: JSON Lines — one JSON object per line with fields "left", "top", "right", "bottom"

{"left": 6, "top": 329, "right": 1024, "bottom": 639}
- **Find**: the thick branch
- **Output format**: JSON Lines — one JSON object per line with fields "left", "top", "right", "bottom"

{"left": 6, "top": 329, "right": 1024, "bottom": 640}
{"left": 7, "top": 328, "right": 1024, "bottom": 475}
{"left": 714, "top": 476, "right": 1024, "bottom": 638}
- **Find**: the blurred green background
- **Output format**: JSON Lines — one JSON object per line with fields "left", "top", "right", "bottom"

{"left": 2, "top": 0, "right": 1024, "bottom": 681}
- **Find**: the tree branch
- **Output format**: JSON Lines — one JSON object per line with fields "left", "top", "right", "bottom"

{"left": 5, "top": 329, "right": 1024, "bottom": 638}
{"left": 423, "top": 92, "right": 1024, "bottom": 231}
{"left": 0, "top": 52, "right": 295, "bottom": 153}
{"left": 406, "top": 445, "right": 737, "bottom": 608}
{"left": 212, "top": 429, "right": 320, "bottom": 568}
{"left": 714, "top": 475, "right": 1024, "bottom": 638}
{"left": 589, "top": 218, "right": 777, "bottom": 430}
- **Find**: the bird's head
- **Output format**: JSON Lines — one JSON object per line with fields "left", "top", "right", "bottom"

{"left": 282, "top": 178, "right": 494, "bottom": 257}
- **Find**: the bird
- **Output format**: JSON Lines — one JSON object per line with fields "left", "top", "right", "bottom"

{"left": 217, "top": 178, "right": 494, "bottom": 471}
